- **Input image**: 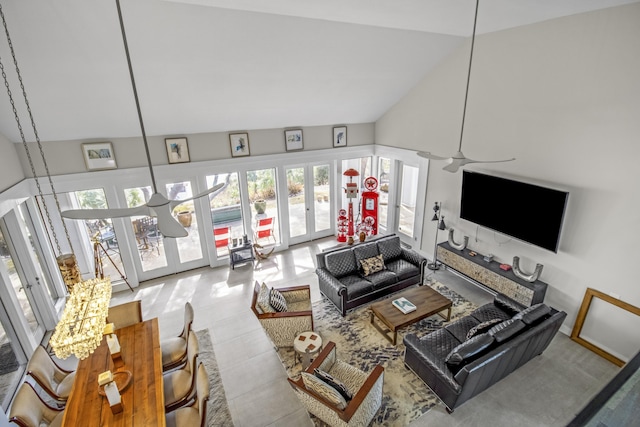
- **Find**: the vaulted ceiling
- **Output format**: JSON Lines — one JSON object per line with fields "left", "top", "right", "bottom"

{"left": 0, "top": 0, "right": 635, "bottom": 143}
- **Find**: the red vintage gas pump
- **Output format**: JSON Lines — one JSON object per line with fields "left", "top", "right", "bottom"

{"left": 360, "top": 176, "right": 379, "bottom": 235}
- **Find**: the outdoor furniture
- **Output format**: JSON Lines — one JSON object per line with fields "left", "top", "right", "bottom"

{"left": 163, "top": 330, "right": 199, "bottom": 412}
{"left": 213, "top": 226, "right": 230, "bottom": 248}
{"left": 288, "top": 341, "right": 384, "bottom": 427}
{"left": 161, "top": 302, "right": 194, "bottom": 371}
{"left": 107, "top": 300, "right": 143, "bottom": 329}
{"left": 165, "top": 362, "right": 210, "bottom": 427}
{"left": 250, "top": 281, "right": 313, "bottom": 348}
{"left": 9, "top": 382, "right": 65, "bottom": 427}
{"left": 254, "top": 216, "right": 275, "bottom": 245}
{"left": 26, "top": 345, "right": 76, "bottom": 403}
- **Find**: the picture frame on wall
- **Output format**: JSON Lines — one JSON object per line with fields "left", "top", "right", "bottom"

{"left": 333, "top": 126, "right": 347, "bottom": 147}
{"left": 229, "top": 133, "right": 250, "bottom": 157}
{"left": 81, "top": 142, "right": 117, "bottom": 170}
{"left": 165, "top": 137, "right": 190, "bottom": 164}
{"left": 285, "top": 129, "right": 303, "bottom": 151}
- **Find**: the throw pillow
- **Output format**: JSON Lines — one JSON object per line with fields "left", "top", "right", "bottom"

{"left": 360, "top": 255, "right": 385, "bottom": 276}
{"left": 314, "top": 368, "right": 353, "bottom": 401}
{"left": 257, "top": 282, "right": 275, "bottom": 313}
{"left": 465, "top": 318, "right": 503, "bottom": 340}
{"left": 269, "top": 288, "right": 288, "bottom": 312}
{"left": 445, "top": 333, "right": 494, "bottom": 366}
{"left": 301, "top": 372, "right": 347, "bottom": 410}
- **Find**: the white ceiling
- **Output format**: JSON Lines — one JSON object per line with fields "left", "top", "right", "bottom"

{"left": 0, "top": 0, "right": 636, "bottom": 143}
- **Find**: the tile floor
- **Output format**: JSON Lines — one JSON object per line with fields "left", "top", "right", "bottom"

{"left": 109, "top": 237, "right": 619, "bottom": 427}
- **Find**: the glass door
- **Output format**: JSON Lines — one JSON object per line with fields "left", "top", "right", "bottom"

{"left": 165, "top": 180, "right": 206, "bottom": 268}
{"left": 246, "top": 168, "right": 280, "bottom": 247}
{"left": 377, "top": 157, "right": 391, "bottom": 234}
{"left": 207, "top": 173, "right": 244, "bottom": 260}
{"left": 397, "top": 164, "right": 419, "bottom": 240}
{"left": 286, "top": 163, "right": 333, "bottom": 246}
{"left": 0, "top": 301, "right": 26, "bottom": 410}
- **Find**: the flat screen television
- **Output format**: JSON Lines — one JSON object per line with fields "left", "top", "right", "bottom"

{"left": 460, "top": 171, "right": 569, "bottom": 252}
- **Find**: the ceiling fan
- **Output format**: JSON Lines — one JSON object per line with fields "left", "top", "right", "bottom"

{"left": 62, "top": 0, "right": 223, "bottom": 238}
{"left": 417, "top": 0, "right": 515, "bottom": 173}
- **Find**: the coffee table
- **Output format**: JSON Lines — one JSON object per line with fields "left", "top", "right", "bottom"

{"left": 370, "top": 286, "right": 452, "bottom": 345}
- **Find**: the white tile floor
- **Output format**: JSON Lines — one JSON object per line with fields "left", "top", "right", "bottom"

{"left": 109, "top": 237, "right": 618, "bottom": 427}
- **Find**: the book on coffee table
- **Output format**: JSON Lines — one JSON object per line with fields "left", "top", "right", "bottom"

{"left": 392, "top": 297, "right": 416, "bottom": 314}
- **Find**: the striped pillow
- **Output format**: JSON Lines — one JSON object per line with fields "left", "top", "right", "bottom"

{"left": 301, "top": 372, "right": 347, "bottom": 410}
{"left": 269, "top": 288, "right": 288, "bottom": 312}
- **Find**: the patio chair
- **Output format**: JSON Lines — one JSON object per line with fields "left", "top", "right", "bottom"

{"left": 288, "top": 341, "right": 384, "bottom": 427}
{"left": 250, "top": 281, "right": 313, "bottom": 348}
{"left": 253, "top": 216, "right": 275, "bottom": 245}
{"left": 214, "top": 226, "right": 231, "bottom": 248}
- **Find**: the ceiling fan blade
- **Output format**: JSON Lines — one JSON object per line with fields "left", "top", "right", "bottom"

{"left": 417, "top": 151, "right": 450, "bottom": 161}
{"left": 151, "top": 206, "right": 188, "bottom": 238}
{"left": 169, "top": 182, "right": 224, "bottom": 209}
{"left": 443, "top": 159, "right": 466, "bottom": 173}
{"left": 61, "top": 205, "right": 150, "bottom": 220}
{"left": 465, "top": 157, "right": 516, "bottom": 164}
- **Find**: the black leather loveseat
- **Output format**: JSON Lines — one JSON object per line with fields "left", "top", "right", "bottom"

{"left": 404, "top": 293, "right": 566, "bottom": 413}
{"left": 316, "top": 234, "right": 427, "bottom": 316}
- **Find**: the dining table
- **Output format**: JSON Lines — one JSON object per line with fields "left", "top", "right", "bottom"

{"left": 62, "top": 318, "right": 166, "bottom": 427}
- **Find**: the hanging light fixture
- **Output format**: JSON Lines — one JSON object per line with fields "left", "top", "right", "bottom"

{"left": 0, "top": 4, "right": 111, "bottom": 359}
{"left": 417, "top": 0, "right": 515, "bottom": 172}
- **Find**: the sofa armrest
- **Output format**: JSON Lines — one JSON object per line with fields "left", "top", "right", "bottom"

{"left": 316, "top": 268, "right": 347, "bottom": 298}
{"left": 403, "top": 333, "right": 461, "bottom": 394}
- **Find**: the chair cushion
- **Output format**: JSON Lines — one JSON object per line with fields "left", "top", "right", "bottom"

{"left": 444, "top": 316, "right": 480, "bottom": 343}
{"left": 50, "top": 411, "right": 64, "bottom": 427}
{"left": 324, "top": 249, "right": 358, "bottom": 277}
{"left": 163, "top": 369, "right": 193, "bottom": 407}
{"left": 315, "top": 368, "right": 353, "bottom": 401}
{"left": 301, "top": 372, "right": 347, "bottom": 410}
{"left": 445, "top": 333, "right": 494, "bottom": 366}
{"left": 162, "top": 337, "right": 187, "bottom": 367}
{"left": 56, "top": 371, "right": 76, "bottom": 399}
{"left": 257, "top": 283, "right": 275, "bottom": 313}
{"left": 465, "top": 318, "right": 503, "bottom": 340}
{"left": 365, "top": 270, "right": 397, "bottom": 289}
{"left": 384, "top": 258, "right": 419, "bottom": 281}
{"left": 377, "top": 236, "right": 403, "bottom": 262}
{"left": 269, "top": 288, "right": 288, "bottom": 312}
{"left": 512, "top": 303, "right": 551, "bottom": 325}
{"left": 165, "top": 406, "right": 201, "bottom": 427}
{"left": 488, "top": 318, "right": 526, "bottom": 343}
{"left": 340, "top": 275, "right": 374, "bottom": 300}
{"left": 360, "top": 255, "right": 385, "bottom": 276}
{"left": 287, "top": 300, "right": 311, "bottom": 312}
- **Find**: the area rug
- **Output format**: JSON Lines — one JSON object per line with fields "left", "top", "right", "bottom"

{"left": 276, "top": 282, "right": 476, "bottom": 427}
{"left": 196, "top": 329, "right": 235, "bottom": 427}
{"left": 0, "top": 342, "right": 19, "bottom": 375}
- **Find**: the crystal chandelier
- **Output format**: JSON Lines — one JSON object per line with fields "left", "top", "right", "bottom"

{"left": 49, "top": 278, "right": 113, "bottom": 360}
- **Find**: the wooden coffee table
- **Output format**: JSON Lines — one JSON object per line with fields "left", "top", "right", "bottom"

{"left": 370, "top": 286, "right": 452, "bottom": 345}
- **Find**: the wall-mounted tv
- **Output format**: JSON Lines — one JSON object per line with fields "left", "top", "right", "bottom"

{"left": 460, "top": 171, "right": 569, "bottom": 252}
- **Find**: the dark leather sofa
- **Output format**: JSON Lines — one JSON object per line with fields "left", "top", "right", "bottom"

{"left": 316, "top": 235, "right": 427, "bottom": 316}
{"left": 404, "top": 293, "right": 566, "bottom": 413}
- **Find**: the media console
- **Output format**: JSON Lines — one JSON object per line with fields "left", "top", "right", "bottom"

{"left": 436, "top": 242, "right": 547, "bottom": 306}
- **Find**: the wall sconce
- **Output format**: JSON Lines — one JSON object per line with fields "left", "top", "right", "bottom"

{"left": 427, "top": 202, "right": 446, "bottom": 270}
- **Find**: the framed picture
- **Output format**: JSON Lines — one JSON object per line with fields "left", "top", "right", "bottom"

{"left": 229, "top": 133, "right": 250, "bottom": 157}
{"left": 333, "top": 126, "right": 347, "bottom": 147}
{"left": 165, "top": 137, "right": 190, "bottom": 164}
{"left": 81, "top": 142, "right": 117, "bottom": 170}
{"left": 285, "top": 129, "right": 303, "bottom": 151}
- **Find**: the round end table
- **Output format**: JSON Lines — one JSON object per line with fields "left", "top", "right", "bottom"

{"left": 293, "top": 331, "right": 323, "bottom": 370}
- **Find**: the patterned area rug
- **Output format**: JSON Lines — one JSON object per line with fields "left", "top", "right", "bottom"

{"left": 277, "top": 283, "right": 476, "bottom": 427}
{"left": 196, "top": 329, "right": 235, "bottom": 427}
{"left": 0, "top": 343, "right": 19, "bottom": 375}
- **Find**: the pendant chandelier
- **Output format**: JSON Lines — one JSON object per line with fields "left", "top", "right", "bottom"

{"left": 0, "top": 4, "right": 111, "bottom": 359}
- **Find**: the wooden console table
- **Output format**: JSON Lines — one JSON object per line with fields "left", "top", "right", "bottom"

{"left": 436, "top": 242, "right": 547, "bottom": 306}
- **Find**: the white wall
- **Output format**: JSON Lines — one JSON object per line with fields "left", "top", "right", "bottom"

{"left": 14, "top": 123, "right": 374, "bottom": 177}
{"left": 0, "top": 133, "right": 25, "bottom": 192}
{"left": 376, "top": 3, "right": 640, "bottom": 359}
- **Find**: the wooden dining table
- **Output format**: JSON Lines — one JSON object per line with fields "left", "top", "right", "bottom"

{"left": 62, "top": 318, "right": 166, "bottom": 427}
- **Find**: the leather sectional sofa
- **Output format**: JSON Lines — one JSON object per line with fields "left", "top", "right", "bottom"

{"left": 316, "top": 234, "right": 427, "bottom": 316}
{"left": 404, "top": 293, "right": 566, "bottom": 413}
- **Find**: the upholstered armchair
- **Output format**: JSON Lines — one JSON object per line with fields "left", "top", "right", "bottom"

{"left": 250, "top": 281, "right": 313, "bottom": 348}
{"left": 26, "top": 346, "right": 76, "bottom": 403}
{"left": 287, "top": 341, "right": 384, "bottom": 427}
{"left": 9, "top": 382, "right": 65, "bottom": 427}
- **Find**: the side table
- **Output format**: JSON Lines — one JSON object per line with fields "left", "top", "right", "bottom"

{"left": 293, "top": 331, "right": 323, "bottom": 369}
{"left": 229, "top": 240, "right": 255, "bottom": 270}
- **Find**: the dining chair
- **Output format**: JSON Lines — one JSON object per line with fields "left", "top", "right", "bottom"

{"left": 161, "top": 302, "right": 194, "bottom": 371}
{"left": 9, "top": 382, "right": 65, "bottom": 427}
{"left": 164, "top": 330, "right": 199, "bottom": 412}
{"left": 165, "top": 362, "right": 210, "bottom": 427}
{"left": 26, "top": 346, "right": 76, "bottom": 403}
{"left": 107, "top": 300, "right": 143, "bottom": 329}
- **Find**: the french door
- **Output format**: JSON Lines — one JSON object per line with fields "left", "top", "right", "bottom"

{"left": 285, "top": 163, "right": 333, "bottom": 245}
